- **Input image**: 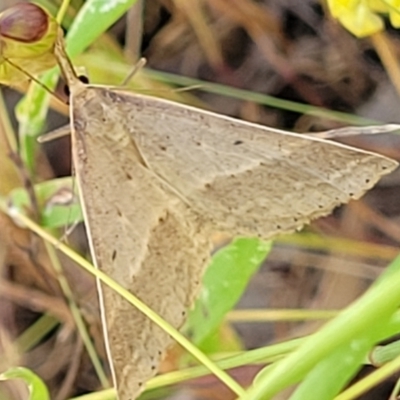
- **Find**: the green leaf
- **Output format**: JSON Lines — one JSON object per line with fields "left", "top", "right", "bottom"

{"left": 185, "top": 238, "right": 272, "bottom": 347}
{"left": 0, "top": 367, "right": 49, "bottom": 400}
{"left": 66, "top": 0, "right": 139, "bottom": 57}
{"left": 288, "top": 314, "right": 400, "bottom": 400}
{"left": 8, "top": 177, "right": 83, "bottom": 228}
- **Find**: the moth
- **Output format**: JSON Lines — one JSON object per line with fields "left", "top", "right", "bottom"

{"left": 51, "top": 30, "right": 397, "bottom": 400}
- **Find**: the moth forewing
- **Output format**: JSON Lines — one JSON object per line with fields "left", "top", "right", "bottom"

{"left": 89, "top": 87, "right": 398, "bottom": 238}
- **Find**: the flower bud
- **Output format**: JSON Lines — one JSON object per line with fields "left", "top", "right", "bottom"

{"left": 0, "top": 3, "right": 49, "bottom": 43}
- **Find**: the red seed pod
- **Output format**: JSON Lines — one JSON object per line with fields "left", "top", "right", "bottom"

{"left": 0, "top": 3, "right": 49, "bottom": 43}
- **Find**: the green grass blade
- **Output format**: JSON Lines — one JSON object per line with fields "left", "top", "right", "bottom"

{"left": 0, "top": 367, "right": 50, "bottom": 400}
{"left": 244, "top": 254, "right": 400, "bottom": 399}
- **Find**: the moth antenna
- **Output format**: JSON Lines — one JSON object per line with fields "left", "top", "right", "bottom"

{"left": 120, "top": 57, "right": 147, "bottom": 86}
{"left": 174, "top": 84, "right": 202, "bottom": 93}
{"left": 309, "top": 125, "right": 400, "bottom": 139}
{"left": 37, "top": 124, "right": 70, "bottom": 143}
{"left": 119, "top": 59, "right": 200, "bottom": 94}
{"left": 3, "top": 56, "right": 65, "bottom": 104}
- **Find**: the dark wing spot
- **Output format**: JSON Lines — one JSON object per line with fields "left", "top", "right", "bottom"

{"left": 234, "top": 140, "right": 243, "bottom": 145}
{"left": 125, "top": 172, "right": 133, "bottom": 180}
{"left": 112, "top": 250, "right": 117, "bottom": 261}
{"left": 365, "top": 179, "right": 370, "bottom": 183}
{"left": 159, "top": 145, "right": 167, "bottom": 151}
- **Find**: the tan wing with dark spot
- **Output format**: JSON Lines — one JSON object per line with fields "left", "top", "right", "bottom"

{"left": 70, "top": 88, "right": 211, "bottom": 399}
{"left": 101, "top": 89, "right": 398, "bottom": 239}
